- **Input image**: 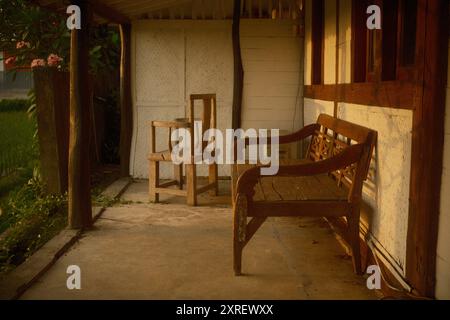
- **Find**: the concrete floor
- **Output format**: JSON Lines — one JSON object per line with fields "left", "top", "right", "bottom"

{"left": 21, "top": 180, "right": 378, "bottom": 300}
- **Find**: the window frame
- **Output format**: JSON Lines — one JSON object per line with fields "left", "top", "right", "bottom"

{"left": 311, "top": 0, "right": 325, "bottom": 85}
{"left": 351, "top": 0, "right": 419, "bottom": 83}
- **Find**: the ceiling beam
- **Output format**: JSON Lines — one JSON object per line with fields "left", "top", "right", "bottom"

{"left": 88, "top": 0, "right": 131, "bottom": 24}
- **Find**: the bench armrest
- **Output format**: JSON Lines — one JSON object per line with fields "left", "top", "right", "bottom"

{"left": 240, "top": 123, "right": 320, "bottom": 147}
{"left": 235, "top": 143, "right": 365, "bottom": 195}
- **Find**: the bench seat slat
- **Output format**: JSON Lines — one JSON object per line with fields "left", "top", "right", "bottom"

{"left": 249, "top": 201, "right": 350, "bottom": 217}
{"left": 232, "top": 160, "right": 349, "bottom": 202}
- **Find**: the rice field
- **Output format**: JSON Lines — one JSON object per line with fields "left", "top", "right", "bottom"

{"left": 0, "top": 111, "right": 37, "bottom": 178}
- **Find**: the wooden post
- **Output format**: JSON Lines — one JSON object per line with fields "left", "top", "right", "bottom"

{"left": 68, "top": 0, "right": 92, "bottom": 229}
{"left": 232, "top": 0, "right": 244, "bottom": 129}
{"left": 119, "top": 24, "right": 133, "bottom": 177}
{"left": 406, "top": 0, "right": 449, "bottom": 297}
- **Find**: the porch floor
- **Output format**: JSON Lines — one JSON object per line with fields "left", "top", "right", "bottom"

{"left": 21, "top": 180, "right": 378, "bottom": 300}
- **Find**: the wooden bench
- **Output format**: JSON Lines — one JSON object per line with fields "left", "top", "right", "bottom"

{"left": 231, "top": 114, "right": 377, "bottom": 276}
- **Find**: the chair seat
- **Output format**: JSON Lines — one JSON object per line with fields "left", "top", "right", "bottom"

{"left": 148, "top": 150, "right": 172, "bottom": 161}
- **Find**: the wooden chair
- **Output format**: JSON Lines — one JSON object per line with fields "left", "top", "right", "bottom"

{"left": 148, "top": 94, "right": 219, "bottom": 206}
{"left": 231, "top": 114, "right": 377, "bottom": 276}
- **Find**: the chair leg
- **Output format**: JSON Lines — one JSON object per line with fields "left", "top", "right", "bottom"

{"left": 174, "top": 164, "right": 183, "bottom": 190}
{"left": 209, "top": 163, "right": 218, "bottom": 196}
{"left": 149, "top": 161, "right": 159, "bottom": 203}
{"left": 348, "top": 210, "right": 362, "bottom": 275}
{"left": 186, "top": 164, "right": 197, "bottom": 206}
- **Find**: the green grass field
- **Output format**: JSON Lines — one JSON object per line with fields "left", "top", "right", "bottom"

{"left": 0, "top": 111, "right": 36, "bottom": 179}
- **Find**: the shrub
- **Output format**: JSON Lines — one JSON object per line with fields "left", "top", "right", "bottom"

{"left": 0, "top": 177, "right": 67, "bottom": 272}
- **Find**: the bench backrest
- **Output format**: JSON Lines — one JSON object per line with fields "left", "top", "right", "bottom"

{"left": 307, "top": 114, "right": 377, "bottom": 192}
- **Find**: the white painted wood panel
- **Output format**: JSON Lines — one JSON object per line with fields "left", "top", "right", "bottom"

{"left": 240, "top": 19, "right": 303, "bottom": 133}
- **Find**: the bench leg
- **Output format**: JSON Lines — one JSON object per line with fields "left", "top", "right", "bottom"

{"left": 209, "top": 163, "right": 218, "bottom": 196}
{"left": 149, "top": 161, "right": 159, "bottom": 203}
{"left": 233, "top": 194, "right": 248, "bottom": 276}
{"left": 348, "top": 209, "right": 362, "bottom": 275}
{"left": 233, "top": 239, "right": 243, "bottom": 276}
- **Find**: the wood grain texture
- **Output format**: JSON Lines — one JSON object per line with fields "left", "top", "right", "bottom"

{"left": 68, "top": 0, "right": 92, "bottom": 229}
{"left": 119, "top": 24, "right": 133, "bottom": 177}
{"left": 232, "top": 0, "right": 244, "bottom": 129}
{"left": 148, "top": 95, "right": 219, "bottom": 205}
{"left": 232, "top": 114, "right": 377, "bottom": 275}
{"left": 406, "top": 0, "right": 449, "bottom": 298}
{"left": 304, "top": 81, "right": 419, "bottom": 110}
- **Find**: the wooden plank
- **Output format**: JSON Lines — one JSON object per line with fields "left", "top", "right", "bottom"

{"left": 155, "top": 187, "right": 187, "bottom": 196}
{"left": 304, "top": 81, "right": 418, "bottom": 110}
{"left": 232, "top": 0, "right": 244, "bottom": 129}
{"left": 186, "top": 164, "right": 197, "bottom": 205}
{"left": 250, "top": 201, "right": 350, "bottom": 217}
{"left": 317, "top": 113, "right": 373, "bottom": 144}
{"left": 351, "top": 0, "right": 367, "bottom": 83}
{"left": 68, "top": 0, "right": 92, "bottom": 229}
{"left": 406, "top": 0, "right": 449, "bottom": 298}
{"left": 149, "top": 161, "right": 159, "bottom": 202}
{"left": 119, "top": 24, "right": 133, "bottom": 177}
{"left": 334, "top": 0, "right": 339, "bottom": 116}
{"left": 311, "top": 0, "right": 324, "bottom": 84}
{"left": 152, "top": 120, "right": 190, "bottom": 128}
{"left": 196, "top": 182, "right": 217, "bottom": 194}
{"left": 88, "top": 0, "right": 131, "bottom": 24}
{"left": 158, "top": 180, "right": 179, "bottom": 188}
{"left": 244, "top": 217, "right": 267, "bottom": 246}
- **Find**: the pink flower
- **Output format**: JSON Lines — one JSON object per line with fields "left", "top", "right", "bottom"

{"left": 47, "top": 54, "right": 63, "bottom": 67}
{"left": 16, "top": 41, "right": 30, "bottom": 49}
{"left": 5, "top": 56, "right": 16, "bottom": 65}
{"left": 31, "top": 59, "right": 46, "bottom": 68}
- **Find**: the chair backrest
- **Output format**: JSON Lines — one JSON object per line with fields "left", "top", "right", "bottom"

{"left": 189, "top": 94, "right": 217, "bottom": 150}
{"left": 307, "top": 114, "right": 377, "bottom": 192}
{"left": 189, "top": 94, "right": 217, "bottom": 130}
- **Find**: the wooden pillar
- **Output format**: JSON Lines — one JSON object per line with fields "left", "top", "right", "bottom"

{"left": 68, "top": 0, "right": 92, "bottom": 229}
{"left": 232, "top": 0, "right": 244, "bottom": 129}
{"left": 406, "top": 0, "right": 449, "bottom": 297}
{"left": 119, "top": 23, "right": 133, "bottom": 177}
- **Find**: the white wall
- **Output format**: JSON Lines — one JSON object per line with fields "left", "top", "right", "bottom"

{"left": 303, "top": 0, "right": 413, "bottom": 275}
{"left": 435, "top": 38, "right": 450, "bottom": 300}
{"left": 130, "top": 20, "right": 233, "bottom": 179}
{"left": 240, "top": 20, "right": 303, "bottom": 133}
{"left": 130, "top": 19, "right": 303, "bottom": 179}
